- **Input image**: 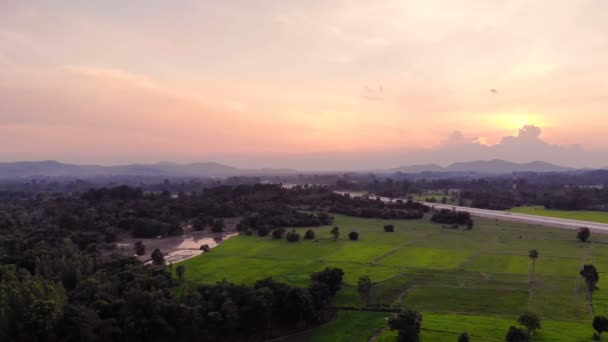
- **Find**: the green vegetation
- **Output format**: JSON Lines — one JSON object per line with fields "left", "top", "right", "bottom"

{"left": 179, "top": 213, "right": 608, "bottom": 340}
{"left": 510, "top": 206, "right": 608, "bottom": 224}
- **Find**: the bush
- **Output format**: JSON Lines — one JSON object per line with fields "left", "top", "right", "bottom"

{"left": 272, "top": 228, "right": 285, "bottom": 239}
{"left": 286, "top": 230, "right": 300, "bottom": 242}
{"left": 348, "top": 231, "right": 359, "bottom": 241}
{"left": 211, "top": 219, "right": 224, "bottom": 233}
{"left": 384, "top": 224, "right": 395, "bottom": 232}
{"left": 200, "top": 244, "right": 210, "bottom": 252}
{"left": 258, "top": 226, "right": 270, "bottom": 237}
{"left": 304, "top": 229, "right": 315, "bottom": 240}
{"left": 192, "top": 218, "right": 205, "bottom": 231}
{"left": 430, "top": 209, "right": 471, "bottom": 225}
{"left": 458, "top": 332, "right": 469, "bottom": 342}
{"left": 134, "top": 240, "right": 146, "bottom": 256}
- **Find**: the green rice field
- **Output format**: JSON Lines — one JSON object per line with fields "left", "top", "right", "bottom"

{"left": 509, "top": 206, "right": 608, "bottom": 224}
{"left": 178, "top": 213, "right": 608, "bottom": 341}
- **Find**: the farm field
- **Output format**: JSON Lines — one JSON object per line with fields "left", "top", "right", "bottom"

{"left": 509, "top": 206, "right": 608, "bottom": 224}
{"left": 178, "top": 213, "right": 608, "bottom": 341}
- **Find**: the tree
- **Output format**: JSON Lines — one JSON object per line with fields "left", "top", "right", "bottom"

{"left": 529, "top": 249, "right": 539, "bottom": 283}
{"left": 518, "top": 312, "right": 541, "bottom": 334}
{"left": 304, "top": 229, "right": 315, "bottom": 240}
{"left": 192, "top": 218, "right": 205, "bottom": 231}
{"left": 272, "top": 228, "right": 285, "bottom": 239}
{"left": 258, "top": 226, "right": 270, "bottom": 236}
{"left": 441, "top": 197, "right": 448, "bottom": 204}
{"left": 593, "top": 316, "right": 608, "bottom": 337}
{"left": 357, "top": 275, "right": 372, "bottom": 305}
{"left": 384, "top": 224, "right": 395, "bottom": 232}
{"left": 466, "top": 219, "right": 474, "bottom": 230}
{"left": 580, "top": 264, "right": 600, "bottom": 304}
{"left": 212, "top": 219, "right": 224, "bottom": 233}
{"left": 348, "top": 231, "right": 359, "bottom": 241}
{"left": 151, "top": 248, "right": 165, "bottom": 265}
{"left": 505, "top": 326, "right": 530, "bottom": 342}
{"left": 578, "top": 227, "right": 591, "bottom": 242}
{"left": 330, "top": 226, "right": 340, "bottom": 241}
{"left": 176, "top": 265, "right": 186, "bottom": 280}
{"left": 458, "top": 332, "right": 469, "bottom": 342}
{"left": 286, "top": 230, "right": 300, "bottom": 242}
{"left": 311, "top": 267, "right": 344, "bottom": 296}
{"left": 134, "top": 240, "right": 146, "bottom": 256}
{"left": 388, "top": 308, "right": 422, "bottom": 342}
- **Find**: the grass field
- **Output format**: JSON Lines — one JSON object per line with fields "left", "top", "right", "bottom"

{"left": 178, "top": 213, "right": 608, "bottom": 341}
{"left": 510, "top": 206, "right": 608, "bottom": 224}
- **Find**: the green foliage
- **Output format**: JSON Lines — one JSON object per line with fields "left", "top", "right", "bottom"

{"left": 331, "top": 226, "right": 340, "bottom": 240}
{"left": 134, "top": 240, "right": 146, "bottom": 256}
{"left": 211, "top": 219, "right": 224, "bottom": 233}
{"left": 518, "top": 312, "right": 541, "bottom": 334}
{"left": 593, "top": 316, "right": 608, "bottom": 335}
{"left": 176, "top": 264, "right": 186, "bottom": 280}
{"left": 389, "top": 308, "right": 422, "bottom": 342}
{"left": 311, "top": 267, "right": 344, "bottom": 297}
{"left": 580, "top": 264, "right": 600, "bottom": 302}
{"left": 272, "top": 228, "right": 286, "bottom": 239}
{"left": 286, "top": 230, "right": 301, "bottom": 242}
{"left": 578, "top": 227, "right": 591, "bottom": 242}
{"left": 348, "top": 231, "right": 359, "bottom": 241}
{"left": 304, "top": 229, "right": 315, "bottom": 240}
{"left": 151, "top": 248, "right": 165, "bottom": 265}
{"left": 357, "top": 275, "right": 372, "bottom": 305}
{"left": 505, "top": 326, "right": 530, "bottom": 342}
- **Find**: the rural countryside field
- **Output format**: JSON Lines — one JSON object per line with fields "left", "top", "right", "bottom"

{"left": 179, "top": 214, "right": 608, "bottom": 341}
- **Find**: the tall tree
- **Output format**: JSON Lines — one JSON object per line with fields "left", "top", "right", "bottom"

{"left": 505, "top": 326, "right": 530, "bottom": 342}
{"left": 518, "top": 312, "right": 541, "bottom": 334}
{"left": 577, "top": 227, "right": 591, "bottom": 242}
{"left": 593, "top": 316, "right": 608, "bottom": 338}
{"left": 357, "top": 275, "right": 372, "bottom": 305}
{"left": 151, "top": 248, "right": 165, "bottom": 265}
{"left": 528, "top": 249, "right": 539, "bottom": 283}
{"left": 176, "top": 265, "right": 186, "bottom": 280}
{"left": 330, "top": 227, "right": 340, "bottom": 241}
{"left": 388, "top": 309, "right": 422, "bottom": 342}
{"left": 580, "top": 264, "right": 600, "bottom": 305}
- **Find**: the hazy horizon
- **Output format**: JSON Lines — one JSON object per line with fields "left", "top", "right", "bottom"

{"left": 2, "top": 1, "right": 607, "bottom": 169}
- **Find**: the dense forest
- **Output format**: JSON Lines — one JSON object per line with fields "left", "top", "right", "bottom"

{"left": 0, "top": 182, "right": 428, "bottom": 341}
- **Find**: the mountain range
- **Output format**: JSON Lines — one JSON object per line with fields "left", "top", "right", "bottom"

{"left": 0, "top": 161, "right": 297, "bottom": 179}
{"left": 391, "top": 159, "right": 571, "bottom": 174}
{"left": 0, "top": 159, "right": 579, "bottom": 179}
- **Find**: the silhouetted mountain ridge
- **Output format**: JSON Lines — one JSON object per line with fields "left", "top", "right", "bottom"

{"left": 393, "top": 159, "right": 570, "bottom": 174}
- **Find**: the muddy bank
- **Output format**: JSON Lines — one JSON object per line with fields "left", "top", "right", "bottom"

{"left": 106, "top": 218, "right": 240, "bottom": 263}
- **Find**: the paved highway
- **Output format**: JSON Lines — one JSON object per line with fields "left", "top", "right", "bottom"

{"left": 335, "top": 191, "right": 608, "bottom": 233}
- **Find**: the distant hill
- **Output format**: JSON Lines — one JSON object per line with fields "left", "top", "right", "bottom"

{"left": 393, "top": 159, "right": 571, "bottom": 174}
{"left": 0, "top": 161, "right": 298, "bottom": 179}
{"left": 391, "top": 164, "right": 444, "bottom": 173}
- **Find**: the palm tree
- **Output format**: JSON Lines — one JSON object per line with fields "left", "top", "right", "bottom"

{"left": 529, "top": 249, "right": 539, "bottom": 283}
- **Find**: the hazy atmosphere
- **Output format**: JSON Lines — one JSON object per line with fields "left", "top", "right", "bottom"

{"left": 1, "top": 0, "right": 607, "bottom": 169}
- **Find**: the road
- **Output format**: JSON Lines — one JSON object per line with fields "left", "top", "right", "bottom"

{"left": 335, "top": 191, "right": 608, "bottom": 233}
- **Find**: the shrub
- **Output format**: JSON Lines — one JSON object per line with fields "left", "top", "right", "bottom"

{"left": 384, "top": 224, "right": 395, "bottom": 232}
{"left": 286, "top": 230, "right": 300, "bottom": 242}
{"left": 349, "top": 231, "right": 359, "bottom": 241}
{"left": 304, "top": 229, "right": 315, "bottom": 240}
{"left": 258, "top": 226, "right": 270, "bottom": 237}
{"left": 272, "top": 228, "right": 286, "bottom": 239}
{"left": 211, "top": 219, "right": 224, "bottom": 233}
{"left": 200, "top": 244, "right": 210, "bottom": 252}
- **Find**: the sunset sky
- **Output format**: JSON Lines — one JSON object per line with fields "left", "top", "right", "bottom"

{"left": 1, "top": 0, "right": 607, "bottom": 169}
